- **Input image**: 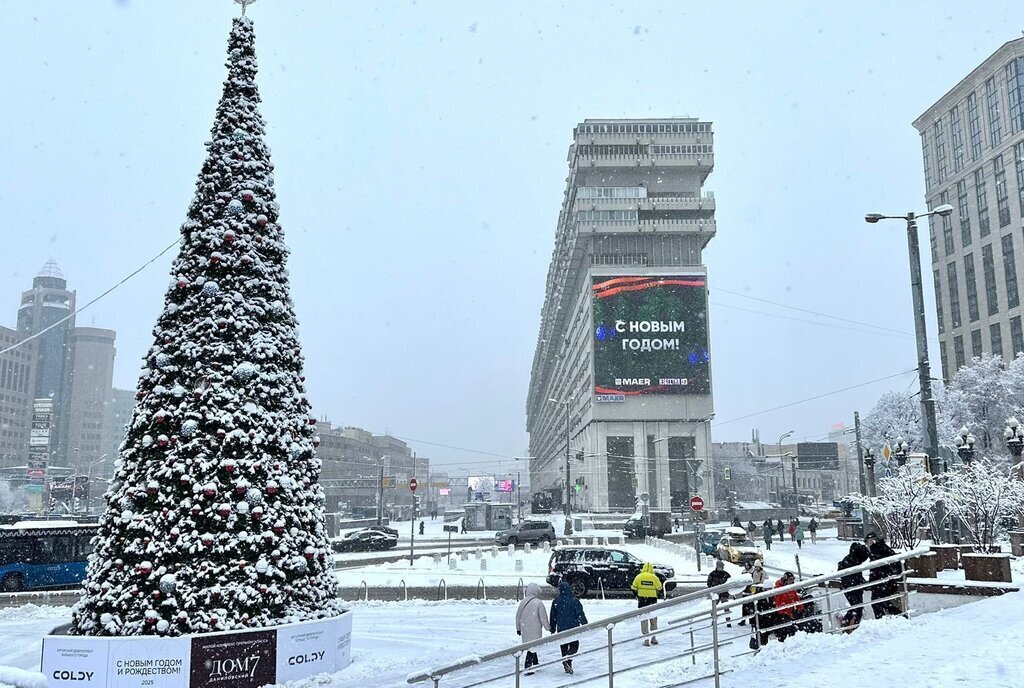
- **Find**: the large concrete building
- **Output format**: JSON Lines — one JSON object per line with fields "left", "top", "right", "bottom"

{"left": 914, "top": 38, "right": 1024, "bottom": 378}
{"left": 0, "top": 326, "right": 37, "bottom": 468}
{"left": 527, "top": 118, "right": 717, "bottom": 513}
{"left": 63, "top": 327, "right": 116, "bottom": 474}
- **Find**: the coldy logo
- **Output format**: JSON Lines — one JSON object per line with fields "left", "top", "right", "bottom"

{"left": 52, "top": 670, "right": 94, "bottom": 681}
{"left": 287, "top": 651, "right": 325, "bottom": 666}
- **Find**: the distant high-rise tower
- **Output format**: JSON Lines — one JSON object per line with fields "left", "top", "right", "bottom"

{"left": 17, "top": 259, "right": 76, "bottom": 402}
{"left": 527, "top": 118, "right": 717, "bottom": 513}
{"left": 914, "top": 38, "right": 1024, "bottom": 378}
{"left": 64, "top": 327, "right": 116, "bottom": 473}
{"left": 0, "top": 326, "right": 37, "bottom": 468}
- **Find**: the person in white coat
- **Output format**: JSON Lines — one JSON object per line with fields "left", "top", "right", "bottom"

{"left": 516, "top": 583, "right": 551, "bottom": 673}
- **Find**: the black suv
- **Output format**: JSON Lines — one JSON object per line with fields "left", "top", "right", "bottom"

{"left": 495, "top": 520, "right": 556, "bottom": 546}
{"left": 546, "top": 546, "right": 675, "bottom": 598}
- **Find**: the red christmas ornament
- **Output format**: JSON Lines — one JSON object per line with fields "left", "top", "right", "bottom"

{"left": 241, "top": 191, "right": 254, "bottom": 201}
{"left": 266, "top": 482, "right": 279, "bottom": 495}
{"left": 203, "top": 486, "right": 217, "bottom": 498}
{"left": 223, "top": 229, "right": 237, "bottom": 243}
{"left": 147, "top": 485, "right": 158, "bottom": 496}
{"left": 241, "top": 255, "right": 253, "bottom": 266}
{"left": 217, "top": 429, "right": 227, "bottom": 440}
{"left": 235, "top": 485, "right": 247, "bottom": 496}
{"left": 217, "top": 320, "right": 228, "bottom": 329}
{"left": 256, "top": 214, "right": 268, "bottom": 226}
{"left": 176, "top": 280, "right": 188, "bottom": 290}
{"left": 210, "top": 253, "right": 223, "bottom": 264}
{"left": 307, "top": 417, "right": 317, "bottom": 426}
{"left": 191, "top": 505, "right": 201, "bottom": 516}
{"left": 136, "top": 390, "right": 146, "bottom": 401}
{"left": 217, "top": 505, "right": 231, "bottom": 517}
{"left": 157, "top": 435, "right": 169, "bottom": 447}
{"left": 180, "top": 475, "right": 192, "bottom": 485}
{"left": 251, "top": 508, "right": 263, "bottom": 521}
{"left": 201, "top": 534, "right": 214, "bottom": 546}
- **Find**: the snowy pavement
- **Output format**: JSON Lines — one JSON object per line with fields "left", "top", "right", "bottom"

{"left": 4, "top": 590, "right": 1022, "bottom": 688}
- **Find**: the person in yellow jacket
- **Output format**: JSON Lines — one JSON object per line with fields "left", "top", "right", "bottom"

{"left": 631, "top": 562, "right": 663, "bottom": 646}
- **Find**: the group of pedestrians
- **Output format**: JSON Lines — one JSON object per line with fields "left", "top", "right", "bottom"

{"left": 837, "top": 531, "right": 903, "bottom": 630}
{"left": 514, "top": 563, "right": 664, "bottom": 676}
{"left": 758, "top": 518, "right": 817, "bottom": 549}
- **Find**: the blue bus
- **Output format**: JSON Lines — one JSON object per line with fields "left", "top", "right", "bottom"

{"left": 0, "top": 521, "right": 98, "bottom": 592}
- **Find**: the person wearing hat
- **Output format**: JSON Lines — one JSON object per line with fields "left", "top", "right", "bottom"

{"left": 771, "top": 571, "right": 803, "bottom": 641}
{"left": 864, "top": 532, "right": 902, "bottom": 618}
{"left": 707, "top": 560, "right": 733, "bottom": 626}
{"left": 837, "top": 542, "right": 870, "bottom": 631}
{"left": 631, "top": 562, "right": 663, "bottom": 646}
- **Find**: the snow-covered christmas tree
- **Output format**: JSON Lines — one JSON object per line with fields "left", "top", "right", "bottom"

{"left": 72, "top": 15, "right": 340, "bottom": 636}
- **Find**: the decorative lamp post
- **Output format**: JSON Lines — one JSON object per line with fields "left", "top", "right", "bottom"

{"left": 892, "top": 437, "right": 910, "bottom": 467}
{"left": 953, "top": 426, "right": 977, "bottom": 466}
{"left": 1005, "top": 417, "right": 1024, "bottom": 461}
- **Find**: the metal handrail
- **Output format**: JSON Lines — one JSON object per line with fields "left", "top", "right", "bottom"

{"left": 399, "top": 579, "right": 407, "bottom": 602}
{"left": 409, "top": 547, "right": 928, "bottom": 686}
{"left": 359, "top": 580, "right": 368, "bottom": 602}
{"left": 436, "top": 579, "right": 447, "bottom": 601}
{"left": 476, "top": 578, "right": 487, "bottom": 600}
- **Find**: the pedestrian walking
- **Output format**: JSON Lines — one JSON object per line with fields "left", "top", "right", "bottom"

{"left": 746, "top": 520, "right": 757, "bottom": 536}
{"left": 762, "top": 519, "right": 772, "bottom": 536}
{"left": 631, "top": 562, "right": 663, "bottom": 645}
{"left": 419, "top": 521, "right": 425, "bottom": 536}
{"left": 460, "top": 518, "right": 467, "bottom": 535}
{"left": 732, "top": 516, "right": 743, "bottom": 529}
{"left": 550, "top": 580, "right": 588, "bottom": 674}
{"left": 776, "top": 519, "right": 784, "bottom": 537}
{"left": 837, "top": 542, "right": 870, "bottom": 632}
{"left": 762, "top": 527, "right": 772, "bottom": 550}
{"left": 787, "top": 520, "right": 797, "bottom": 542}
{"left": 865, "top": 532, "right": 902, "bottom": 619}
{"left": 515, "top": 583, "right": 551, "bottom": 674}
{"left": 795, "top": 524, "right": 805, "bottom": 549}
{"left": 707, "top": 560, "right": 733, "bottom": 626}
{"left": 808, "top": 518, "right": 818, "bottom": 544}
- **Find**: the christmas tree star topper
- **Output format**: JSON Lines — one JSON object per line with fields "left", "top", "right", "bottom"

{"left": 234, "top": 0, "right": 256, "bottom": 16}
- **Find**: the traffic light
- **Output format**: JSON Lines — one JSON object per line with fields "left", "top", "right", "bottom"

{"left": 724, "top": 467, "right": 732, "bottom": 481}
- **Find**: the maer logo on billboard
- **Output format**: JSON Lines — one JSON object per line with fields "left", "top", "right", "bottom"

{"left": 592, "top": 275, "right": 710, "bottom": 395}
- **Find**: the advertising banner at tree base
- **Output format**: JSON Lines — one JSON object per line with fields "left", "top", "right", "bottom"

{"left": 41, "top": 612, "right": 352, "bottom": 688}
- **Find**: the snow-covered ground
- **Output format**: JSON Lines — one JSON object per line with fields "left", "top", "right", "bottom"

{"left": 3, "top": 590, "right": 1022, "bottom": 688}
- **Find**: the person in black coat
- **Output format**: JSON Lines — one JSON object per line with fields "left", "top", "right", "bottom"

{"left": 865, "top": 532, "right": 902, "bottom": 618}
{"left": 707, "top": 560, "right": 733, "bottom": 626}
{"left": 550, "top": 581, "right": 588, "bottom": 674}
{"left": 837, "top": 542, "right": 870, "bottom": 630}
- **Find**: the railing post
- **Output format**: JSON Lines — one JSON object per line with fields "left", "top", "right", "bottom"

{"left": 822, "top": 584, "right": 834, "bottom": 634}
{"left": 514, "top": 651, "right": 522, "bottom": 688}
{"left": 400, "top": 579, "right": 407, "bottom": 602}
{"left": 606, "top": 624, "right": 615, "bottom": 688}
{"left": 710, "top": 597, "right": 721, "bottom": 688}
{"left": 360, "top": 580, "right": 368, "bottom": 602}
{"left": 689, "top": 628, "right": 696, "bottom": 665}
{"left": 795, "top": 554, "right": 802, "bottom": 581}
{"left": 900, "top": 559, "right": 910, "bottom": 617}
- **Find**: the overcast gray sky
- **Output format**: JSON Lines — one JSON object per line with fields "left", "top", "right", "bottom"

{"left": 1, "top": 1, "right": 1020, "bottom": 471}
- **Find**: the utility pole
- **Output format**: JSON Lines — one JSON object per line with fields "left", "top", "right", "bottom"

{"left": 376, "top": 463, "right": 384, "bottom": 526}
{"left": 564, "top": 404, "right": 572, "bottom": 535}
{"left": 517, "top": 470, "right": 522, "bottom": 522}
{"left": 905, "top": 213, "right": 941, "bottom": 473}
{"left": 790, "top": 456, "right": 799, "bottom": 521}
{"left": 854, "top": 411, "right": 870, "bottom": 533}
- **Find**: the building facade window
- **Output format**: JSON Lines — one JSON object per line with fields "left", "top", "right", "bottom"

{"left": 940, "top": 345, "right": 951, "bottom": 383}
{"left": 947, "top": 262, "right": 962, "bottom": 329}
{"left": 971, "top": 328, "right": 983, "bottom": 359}
{"left": 968, "top": 91, "right": 983, "bottom": 160}
{"left": 940, "top": 190, "right": 955, "bottom": 254}
{"left": 982, "top": 243, "right": 1000, "bottom": 315}
{"left": 950, "top": 105, "right": 965, "bottom": 172}
{"left": 957, "top": 179, "right": 971, "bottom": 247}
{"left": 1003, "top": 233, "right": 1020, "bottom": 310}
{"left": 1007, "top": 57, "right": 1024, "bottom": 133}
{"left": 1013, "top": 316, "right": 1024, "bottom": 356}
{"left": 575, "top": 209, "right": 638, "bottom": 223}
{"left": 995, "top": 155, "right": 1011, "bottom": 227}
{"left": 1016, "top": 141, "right": 1024, "bottom": 216}
{"left": 964, "top": 253, "right": 980, "bottom": 322}
{"left": 975, "top": 169, "right": 991, "bottom": 237}
{"left": 954, "top": 335, "right": 966, "bottom": 370}
{"left": 921, "top": 132, "right": 932, "bottom": 193}
{"left": 986, "top": 76, "right": 1002, "bottom": 147}
{"left": 577, "top": 186, "right": 647, "bottom": 199}
{"left": 934, "top": 120, "right": 948, "bottom": 183}
{"left": 991, "top": 322, "right": 1004, "bottom": 358}
{"left": 934, "top": 269, "right": 945, "bottom": 334}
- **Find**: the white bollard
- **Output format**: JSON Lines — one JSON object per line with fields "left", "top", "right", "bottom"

{"left": 473, "top": 550, "right": 481, "bottom": 560}
{"left": 449, "top": 558, "right": 458, "bottom": 570}
{"left": 507, "top": 544, "right": 515, "bottom": 556}
{"left": 524, "top": 542, "right": 532, "bottom": 554}
{"left": 460, "top": 551, "right": 469, "bottom": 561}
{"left": 542, "top": 540, "right": 550, "bottom": 552}
{"left": 491, "top": 546, "right": 499, "bottom": 558}
{"left": 481, "top": 558, "right": 488, "bottom": 571}
{"left": 602, "top": 537, "right": 608, "bottom": 546}
{"left": 515, "top": 559, "right": 523, "bottom": 573}
{"left": 433, "top": 554, "right": 442, "bottom": 566}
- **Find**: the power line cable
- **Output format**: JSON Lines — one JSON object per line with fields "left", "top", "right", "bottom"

{"left": 711, "top": 302, "right": 912, "bottom": 339}
{"left": 0, "top": 238, "right": 182, "bottom": 358}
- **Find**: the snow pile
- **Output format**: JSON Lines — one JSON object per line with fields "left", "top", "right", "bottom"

{"left": 0, "top": 666, "right": 45, "bottom": 688}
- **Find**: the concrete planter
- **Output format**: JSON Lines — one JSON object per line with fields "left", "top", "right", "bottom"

{"left": 961, "top": 553, "right": 1012, "bottom": 583}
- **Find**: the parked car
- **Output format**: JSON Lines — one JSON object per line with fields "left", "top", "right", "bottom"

{"left": 364, "top": 524, "right": 399, "bottom": 538}
{"left": 546, "top": 546, "right": 675, "bottom": 598}
{"left": 697, "top": 529, "right": 724, "bottom": 556}
{"left": 495, "top": 520, "right": 556, "bottom": 546}
{"left": 331, "top": 529, "right": 398, "bottom": 553}
{"left": 715, "top": 527, "right": 764, "bottom": 565}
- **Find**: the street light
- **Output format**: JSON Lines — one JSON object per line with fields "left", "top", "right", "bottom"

{"left": 548, "top": 397, "right": 574, "bottom": 535}
{"left": 1005, "top": 417, "right": 1024, "bottom": 460}
{"left": 892, "top": 436, "right": 910, "bottom": 467}
{"left": 865, "top": 203, "right": 954, "bottom": 474}
{"left": 953, "top": 426, "right": 977, "bottom": 466}
{"left": 84, "top": 456, "right": 108, "bottom": 515}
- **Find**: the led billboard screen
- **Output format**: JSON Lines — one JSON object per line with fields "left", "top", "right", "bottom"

{"left": 592, "top": 275, "right": 710, "bottom": 395}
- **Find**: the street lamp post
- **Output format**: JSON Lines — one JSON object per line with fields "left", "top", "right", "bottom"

{"left": 864, "top": 449, "right": 877, "bottom": 497}
{"left": 865, "top": 203, "right": 954, "bottom": 474}
{"left": 892, "top": 437, "right": 910, "bottom": 467}
{"left": 84, "top": 456, "right": 108, "bottom": 515}
{"left": 778, "top": 431, "right": 793, "bottom": 513}
{"left": 1007, "top": 418, "right": 1024, "bottom": 527}
{"left": 548, "top": 398, "right": 574, "bottom": 536}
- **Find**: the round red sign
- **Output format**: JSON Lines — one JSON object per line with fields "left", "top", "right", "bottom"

{"left": 409, "top": 478, "right": 418, "bottom": 492}
{"left": 689, "top": 495, "right": 704, "bottom": 511}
